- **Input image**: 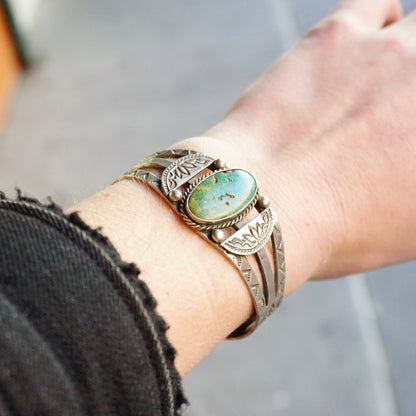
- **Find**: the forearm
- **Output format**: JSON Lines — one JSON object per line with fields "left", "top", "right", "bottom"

{"left": 69, "top": 178, "right": 252, "bottom": 376}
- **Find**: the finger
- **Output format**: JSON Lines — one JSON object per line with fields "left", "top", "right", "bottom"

{"left": 332, "top": 0, "right": 403, "bottom": 29}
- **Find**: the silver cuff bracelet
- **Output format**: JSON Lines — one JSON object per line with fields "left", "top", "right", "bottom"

{"left": 113, "top": 149, "right": 286, "bottom": 339}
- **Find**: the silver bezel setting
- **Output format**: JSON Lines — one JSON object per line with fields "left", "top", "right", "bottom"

{"left": 178, "top": 168, "right": 259, "bottom": 231}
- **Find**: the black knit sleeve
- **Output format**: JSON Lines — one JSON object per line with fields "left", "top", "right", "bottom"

{"left": 0, "top": 191, "right": 187, "bottom": 416}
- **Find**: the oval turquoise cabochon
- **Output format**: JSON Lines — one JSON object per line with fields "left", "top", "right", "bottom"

{"left": 186, "top": 169, "right": 257, "bottom": 223}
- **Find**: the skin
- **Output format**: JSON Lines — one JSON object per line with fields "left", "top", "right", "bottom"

{"left": 69, "top": 0, "right": 416, "bottom": 376}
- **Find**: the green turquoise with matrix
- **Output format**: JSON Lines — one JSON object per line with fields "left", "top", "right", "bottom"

{"left": 187, "top": 169, "right": 257, "bottom": 222}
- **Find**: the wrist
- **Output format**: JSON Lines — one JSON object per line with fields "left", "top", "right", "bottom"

{"left": 171, "top": 135, "right": 335, "bottom": 291}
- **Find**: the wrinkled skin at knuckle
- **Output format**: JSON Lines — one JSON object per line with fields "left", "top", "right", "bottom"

{"left": 303, "top": 14, "right": 357, "bottom": 48}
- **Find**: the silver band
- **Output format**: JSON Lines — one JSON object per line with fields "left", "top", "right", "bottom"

{"left": 113, "top": 149, "right": 286, "bottom": 339}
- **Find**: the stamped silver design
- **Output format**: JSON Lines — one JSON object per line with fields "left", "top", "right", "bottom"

{"left": 161, "top": 154, "right": 215, "bottom": 195}
{"left": 220, "top": 207, "right": 276, "bottom": 255}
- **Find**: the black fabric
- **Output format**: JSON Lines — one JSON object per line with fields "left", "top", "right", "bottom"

{"left": 0, "top": 191, "right": 187, "bottom": 415}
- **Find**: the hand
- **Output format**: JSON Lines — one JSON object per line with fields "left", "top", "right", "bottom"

{"left": 72, "top": 0, "right": 416, "bottom": 374}
{"left": 175, "top": 0, "right": 415, "bottom": 291}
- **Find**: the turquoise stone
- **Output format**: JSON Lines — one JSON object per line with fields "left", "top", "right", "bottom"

{"left": 187, "top": 169, "right": 257, "bottom": 223}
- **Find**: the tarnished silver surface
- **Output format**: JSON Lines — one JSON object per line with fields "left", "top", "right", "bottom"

{"left": 220, "top": 207, "right": 275, "bottom": 255}
{"left": 113, "top": 149, "right": 286, "bottom": 339}
{"left": 270, "top": 221, "right": 286, "bottom": 311}
{"left": 255, "top": 248, "right": 275, "bottom": 306}
{"left": 161, "top": 153, "right": 215, "bottom": 194}
{"left": 114, "top": 169, "right": 161, "bottom": 189}
{"left": 135, "top": 157, "right": 172, "bottom": 169}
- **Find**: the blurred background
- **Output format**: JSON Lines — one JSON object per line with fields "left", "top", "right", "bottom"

{"left": 0, "top": 1, "right": 415, "bottom": 415}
